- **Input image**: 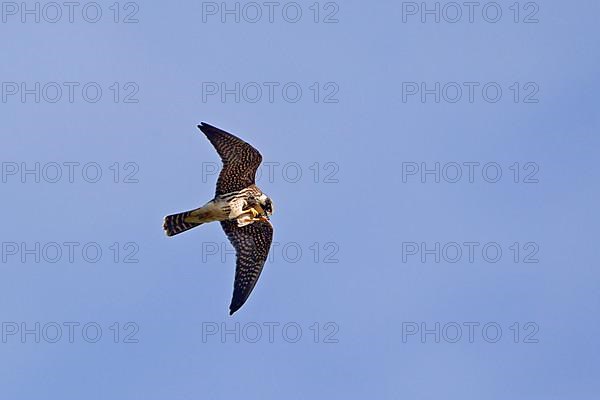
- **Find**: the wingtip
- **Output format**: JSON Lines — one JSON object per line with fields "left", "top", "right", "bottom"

{"left": 229, "top": 302, "right": 242, "bottom": 315}
{"left": 197, "top": 122, "right": 215, "bottom": 136}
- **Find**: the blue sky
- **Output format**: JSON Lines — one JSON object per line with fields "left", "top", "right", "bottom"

{"left": 1, "top": 1, "right": 599, "bottom": 399}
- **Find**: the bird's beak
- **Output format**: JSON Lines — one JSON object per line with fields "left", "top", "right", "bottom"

{"left": 259, "top": 215, "right": 269, "bottom": 222}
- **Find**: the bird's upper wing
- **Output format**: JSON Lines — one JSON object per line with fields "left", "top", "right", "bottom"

{"left": 220, "top": 219, "right": 273, "bottom": 315}
{"left": 197, "top": 122, "right": 263, "bottom": 196}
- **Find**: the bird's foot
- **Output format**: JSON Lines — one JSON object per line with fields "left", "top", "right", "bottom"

{"left": 247, "top": 207, "right": 260, "bottom": 218}
{"left": 237, "top": 207, "right": 267, "bottom": 227}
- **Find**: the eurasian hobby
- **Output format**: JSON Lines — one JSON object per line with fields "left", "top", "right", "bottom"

{"left": 163, "top": 122, "right": 274, "bottom": 315}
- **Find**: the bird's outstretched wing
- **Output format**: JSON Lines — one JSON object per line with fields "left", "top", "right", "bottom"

{"left": 197, "top": 122, "right": 263, "bottom": 196}
{"left": 221, "top": 219, "right": 273, "bottom": 315}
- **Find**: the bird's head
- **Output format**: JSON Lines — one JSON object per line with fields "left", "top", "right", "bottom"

{"left": 262, "top": 197, "right": 274, "bottom": 217}
{"left": 257, "top": 194, "right": 274, "bottom": 220}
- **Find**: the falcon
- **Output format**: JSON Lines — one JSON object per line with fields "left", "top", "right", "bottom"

{"left": 163, "top": 122, "right": 274, "bottom": 315}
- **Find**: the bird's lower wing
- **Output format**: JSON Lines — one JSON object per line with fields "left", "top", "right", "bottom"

{"left": 220, "top": 219, "right": 274, "bottom": 315}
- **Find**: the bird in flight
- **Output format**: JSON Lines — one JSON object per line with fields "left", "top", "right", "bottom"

{"left": 163, "top": 122, "right": 274, "bottom": 315}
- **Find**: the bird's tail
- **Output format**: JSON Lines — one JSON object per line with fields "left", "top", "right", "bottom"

{"left": 163, "top": 207, "right": 213, "bottom": 237}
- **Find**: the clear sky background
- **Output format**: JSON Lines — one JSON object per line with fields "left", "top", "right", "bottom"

{"left": 1, "top": 1, "right": 599, "bottom": 399}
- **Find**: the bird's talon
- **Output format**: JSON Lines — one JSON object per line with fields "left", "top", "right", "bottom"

{"left": 243, "top": 207, "right": 259, "bottom": 218}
